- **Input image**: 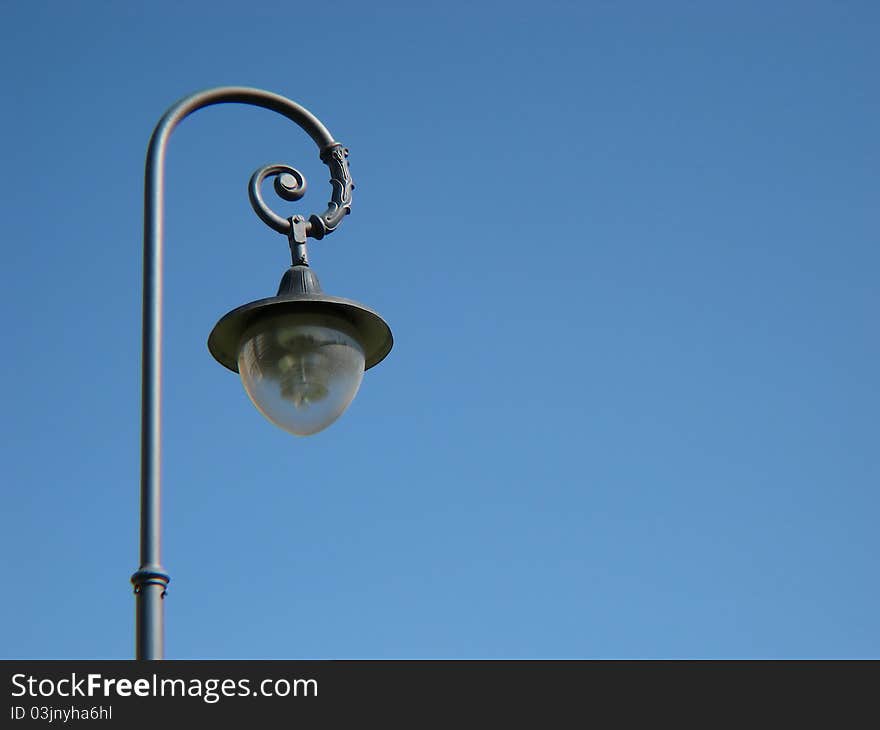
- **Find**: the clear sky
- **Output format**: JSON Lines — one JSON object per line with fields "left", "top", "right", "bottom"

{"left": 1, "top": 1, "right": 877, "bottom": 659}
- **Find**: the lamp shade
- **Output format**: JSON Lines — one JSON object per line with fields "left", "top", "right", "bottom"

{"left": 208, "top": 265, "right": 393, "bottom": 435}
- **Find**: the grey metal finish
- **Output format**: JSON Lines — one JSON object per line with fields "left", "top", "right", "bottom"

{"left": 208, "top": 266, "right": 394, "bottom": 373}
{"left": 133, "top": 87, "right": 353, "bottom": 660}
{"left": 249, "top": 164, "right": 307, "bottom": 233}
{"left": 246, "top": 146, "right": 353, "bottom": 239}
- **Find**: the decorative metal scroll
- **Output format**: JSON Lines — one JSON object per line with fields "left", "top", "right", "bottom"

{"left": 248, "top": 142, "right": 353, "bottom": 240}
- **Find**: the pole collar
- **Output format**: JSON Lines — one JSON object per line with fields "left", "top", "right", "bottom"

{"left": 131, "top": 566, "right": 171, "bottom": 596}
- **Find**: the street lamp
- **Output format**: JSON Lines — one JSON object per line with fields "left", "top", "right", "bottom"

{"left": 130, "top": 87, "right": 393, "bottom": 660}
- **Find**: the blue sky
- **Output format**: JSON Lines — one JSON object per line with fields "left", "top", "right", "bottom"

{"left": 1, "top": 1, "right": 877, "bottom": 658}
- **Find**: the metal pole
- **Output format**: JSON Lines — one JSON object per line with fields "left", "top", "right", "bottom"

{"left": 131, "top": 87, "right": 339, "bottom": 660}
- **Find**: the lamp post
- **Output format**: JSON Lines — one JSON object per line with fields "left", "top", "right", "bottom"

{"left": 130, "top": 87, "right": 393, "bottom": 660}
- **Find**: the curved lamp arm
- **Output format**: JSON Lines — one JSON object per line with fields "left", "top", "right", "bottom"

{"left": 132, "top": 87, "right": 351, "bottom": 660}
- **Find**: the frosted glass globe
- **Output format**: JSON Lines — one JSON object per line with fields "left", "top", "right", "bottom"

{"left": 237, "top": 312, "right": 365, "bottom": 436}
